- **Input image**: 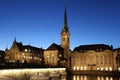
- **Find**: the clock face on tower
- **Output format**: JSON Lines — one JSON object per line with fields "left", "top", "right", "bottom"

{"left": 62, "top": 31, "right": 66, "bottom": 36}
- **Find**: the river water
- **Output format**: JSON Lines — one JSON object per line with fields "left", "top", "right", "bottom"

{"left": 67, "top": 75, "right": 120, "bottom": 80}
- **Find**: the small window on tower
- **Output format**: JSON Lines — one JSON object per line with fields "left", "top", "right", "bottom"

{"left": 63, "top": 37, "right": 65, "bottom": 41}
{"left": 68, "top": 38, "right": 69, "bottom": 42}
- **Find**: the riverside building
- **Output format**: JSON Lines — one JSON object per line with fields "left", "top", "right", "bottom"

{"left": 1, "top": 6, "right": 120, "bottom": 72}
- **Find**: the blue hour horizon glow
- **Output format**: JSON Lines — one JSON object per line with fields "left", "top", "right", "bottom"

{"left": 0, "top": 0, "right": 120, "bottom": 51}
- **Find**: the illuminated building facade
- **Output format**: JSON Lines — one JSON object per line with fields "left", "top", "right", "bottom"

{"left": 114, "top": 48, "right": 120, "bottom": 71}
{"left": 44, "top": 7, "right": 71, "bottom": 67}
{"left": 0, "top": 6, "right": 120, "bottom": 72}
{"left": 44, "top": 43, "right": 65, "bottom": 67}
{"left": 71, "top": 44, "right": 120, "bottom": 71}
{"left": 5, "top": 39, "right": 44, "bottom": 64}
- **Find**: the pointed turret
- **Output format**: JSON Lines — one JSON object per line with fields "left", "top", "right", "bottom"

{"left": 14, "top": 37, "right": 16, "bottom": 43}
{"left": 5, "top": 47, "right": 8, "bottom": 51}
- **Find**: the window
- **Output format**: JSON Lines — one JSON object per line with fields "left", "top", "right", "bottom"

{"left": 63, "top": 37, "right": 65, "bottom": 41}
{"left": 68, "top": 38, "right": 69, "bottom": 42}
{"left": 59, "top": 54, "right": 62, "bottom": 57}
{"left": 25, "top": 49, "right": 27, "bottom": 52}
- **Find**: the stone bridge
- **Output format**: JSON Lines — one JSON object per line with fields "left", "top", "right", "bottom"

{"left": 0, "top": 68, "right": 67, "bottom": 80}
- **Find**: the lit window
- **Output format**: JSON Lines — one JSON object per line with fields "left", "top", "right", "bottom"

{"left": 77, "top": 66, "right": 79, "bottom": 70}
{"left": 105, "top": 67, "right": 108, "bottom": 71}
{"left": 101, "top": 67, "right": 103, "bottom": 71}
{"left": 22, "top": 60, "right": 24, "bottom": 63}
{"left": 25, "top": 49, "right": 27, "bottom": 52}
{"left": 40, "top": 58, "right": 42, "bottom": 61}
{"left": 97, "top": 67, "right": 100, "bottom": 70}
{"left": 59, "top": 54, "right": 62, "bottom": 57}
{"left": 73, "top": 66, "right": 75, "bottom": 70}
{"left": 81, "top": 66, "right": 83, "bottom": 70}
{"left": 84, "top": 66, "right": 87, "bottom": 70}
{"left": 109, "top": 67, "right": 112, "bottom": 71}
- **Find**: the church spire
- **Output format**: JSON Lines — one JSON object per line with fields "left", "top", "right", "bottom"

{"left": 14, "top": 37, "right": 16, "bottom": 42}
{"left": 62, "top": 5, "right": 69, "bottom": 33}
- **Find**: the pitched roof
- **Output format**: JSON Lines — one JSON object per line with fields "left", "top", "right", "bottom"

{"left": 73, "top": 44, "right": 113, "bottom": 52}
{"left": 0, "top": 50, "right": 4, "bottom": 53}
{"left": 15, "top": 41, "right": 23, "bottom": 51}
{"left": 12, "top": 40, "right": 43, "bottom": 53}
{"left": 46, "top": 43, "right": 63, "bottom": 51}
{"left": 114, "top": 48, "right": 120, "bottom": 50}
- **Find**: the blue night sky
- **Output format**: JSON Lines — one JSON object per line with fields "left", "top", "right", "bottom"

{"left": 0, "top": 0, "right": 120, "bottom": 50}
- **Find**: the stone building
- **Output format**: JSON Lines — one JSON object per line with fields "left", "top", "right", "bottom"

{"left": 70, "top": 44, "right": 120, "bottom": 71}
{"left": 5, "top": 39, "right": 44, "bottom": 64}
{"left": 44, "top": 7, "right": 71, "bottom": 67}
{"left": 114, "top": 48, "right": 120, "bottom": 71}
{"left": 44, "top": 43, "right": 65, "bottom": 67}
{"left": 61, "top": 7, "right": 71, "bottom": 68}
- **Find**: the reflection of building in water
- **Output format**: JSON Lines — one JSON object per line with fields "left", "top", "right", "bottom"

{"left": 71, "top": 44, "right": 120, "bottom": 71}
{"left": 72, "top": 75, "right": 119, "bottom": 80}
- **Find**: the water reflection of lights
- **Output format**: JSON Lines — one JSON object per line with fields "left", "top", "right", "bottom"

{"left": 73, "top": 75, "right": 114, "bottom": 80}
{"left": 73, "top": 75, "right": 87, "bottom": 80}
{"left": 73, "top": 66, "right": 113, "bottom": 71}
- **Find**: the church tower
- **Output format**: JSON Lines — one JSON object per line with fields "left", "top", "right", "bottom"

{"left": 61, "top": 6, "right": 70, "bottom": 59}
